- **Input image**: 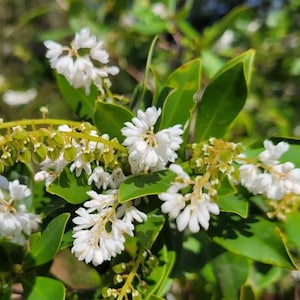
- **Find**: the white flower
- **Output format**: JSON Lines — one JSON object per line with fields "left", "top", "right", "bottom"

{"left": 34, "top": 153, "right": 68, "bottom": 186}
{"left": 176, "top": 194, "right": 219, "bottom": 232}
{"left": 88, "top": 166, "right": 113, "bottom": 189}
{"left": 3, "top": 88, "right": 37, "bottom": 106}
{"left": 8, "top": 180, "right": 31, "bottom": 201}
{"left": 44, "top": 28, "right": 119, "bottom": 95}
{"left": 116, "top": 201, "right": 147, "bottom": 223}
{"left": 259, "top": 140, "right": 289, "bottom": 165}
{"left": 158, "top": 164, "right": 219, "bottom": 233}
{"left": 0, "top": 180, "right": 41, "bottom": 245}
{"left": 69, "top": 151, "right": 92, "bottom": 177}
{"left": 121, "top": 107, "right": 183, "bottom": 174}
{"left": 88, "top": 166, "right": 126, "bottom": 190}
{"left": 72, "top": 189, "right": 146, "bottom": 266}
{"left": 239, "top": 164, "right": 272, "bottom": 195}
{"left": 266, "top": 162, "right": 300, "bottom": 200}
{"left": 110, "top": 167, "right": 126, "bottom": 188}
{"left": 239, "top": 140, "right": 300, "bottom": 200}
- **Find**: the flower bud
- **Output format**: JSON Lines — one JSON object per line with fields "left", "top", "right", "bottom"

{"left": 19, "top": 148, "right": 31, "bottom": 163}
{"left": 63, "top": 144, "right": 77, "bottom": 161}
{"left": 32, "top": 143, "right": 48, "bottom": 163}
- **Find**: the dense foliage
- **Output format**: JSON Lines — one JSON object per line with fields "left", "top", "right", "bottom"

{"left": 1, "top": 1, "right": 300, "bottom": 299}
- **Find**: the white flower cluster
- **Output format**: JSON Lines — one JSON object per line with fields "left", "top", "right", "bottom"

{"left": 239, "top": 140, "right": 300, "bottom": 200}
{"left": 158, "top": 164, "right": 220, "bottom": 233}
{"left": 0, "top": 178, "right": 41, "bottom": 245}
{"left": 72, "top": 189, "right": 146, "bottom": 266}
{"left": 121, "top": 106, "right": 183, "bottom": 174}
{"left": 44, "top": 28, "right": 119, "bottom": 94}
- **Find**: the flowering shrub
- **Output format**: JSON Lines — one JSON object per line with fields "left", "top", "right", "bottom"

{"left": 1, "top": 25, "right": 300, "bottom": 300}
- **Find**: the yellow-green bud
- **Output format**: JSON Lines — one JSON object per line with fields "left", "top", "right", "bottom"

{"left": 63, "top": 144, "right": 77, "bottom": 161}
{"left": 32, "top": 143, "right": 48, "bottom": 163}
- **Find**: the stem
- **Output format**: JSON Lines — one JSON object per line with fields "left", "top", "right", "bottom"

{"left": 0, "top": 118, "right": 81, "bottom": 130}
{"left": 0, "top": 119, "right": 127, "bottom": 152}
{"left": 117, "top": 249, "right": 145, "bottom": 300}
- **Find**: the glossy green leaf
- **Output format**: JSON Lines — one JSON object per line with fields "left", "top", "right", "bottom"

{"left": 47, "top": 168, "right": 90, "bottom": 204}
{"left": 213, "top": 49, "right": 255, "bottom": 85}
{"left": 25, "top": 213, "right": 70, "bottom": 268}
{"left": 283, "top": 212, "right": 300, "bottom": 250}
{"left": 24, "top": 276, "right": 65, "bottom": 300}
{"left": 93, "top": 101, "right": 134, "bottom": 141}
{"left": 218, "top": 194, "right": 249, "bottom": 218}
{"left": 56, "top": 73, "right": 97, "bottom": 120}
{"left": 145, "top": 245, "right": 176, "bottom": 299}
{"left": 135, "top": 213, "right": 165, "bottom": 249}
{"left": 118, "top": 169, "right": 176, "bottom": 203}
{"left": 209, "top": 215, "right": 296, "bottom": 269}
{"left": 195, "top": 51, "right": 254, "bottom": 142}
{"left": 159, "top": 58, "right": 201, "bottom": 129}
{"left": 218, "top": 177, "right": 237, "bottom": 196}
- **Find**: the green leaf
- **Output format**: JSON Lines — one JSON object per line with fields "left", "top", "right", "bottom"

{"left": 213, "top": 49, "right": 255, "bottom": 86}
{"left": 130, "top": 82, "right": 153, "bottom": 111}
{"left": 145, "top": 245, "right": 176, "bottom": 299}
{"left": 209, "top": 215, "right": 296, "bottom": 269}
{"left": 25, "top": 213, "right": 70, "bottom": 268}
{"left": 195, "top": 51, "right": 254, "bottom": 142}
{"left": 248, "top": 263, "right": 282, "bottom": 291}
{"left": 56, "top": 73, "right": 97, "bottom": 120}
{"left": 283, "top": 212, "right": 300, "bottom": 250}
{"left": 135, "top": 213, "right": 165, "bottom": 249}
{"left": 281, "top": 144, "right": 300, "bottom": 168}
{"left": 93, "top": 101, "right": 134, "bottom": 141}
{"left": 47, "top": 168, "right": 90, "bottom": 204}
{"left": 159, "top": 58, "right": 201, "bottom": 129}
{"left": 240, "top": 284, "right": 255, "bottom": 300}
{"left": 211, "top": 251, "right": 250, "bottom": 300}
{"left": 218, "top": 194, "right": 249, "bottom": 218}
{"left": 118, "top": 169, "right": 176, "bottom": 203}
{"left": 50, "top": 249, "right": 102, "bottom": 290}
{"left": 24, "top": 276, "right": 65, "bottom": 300}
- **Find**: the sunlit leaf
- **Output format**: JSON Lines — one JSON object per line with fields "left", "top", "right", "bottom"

{"left": 212, "top": 49, "right": 255, "bottom": 86}
{"left": 219, "top": 194, "right": 249, "bottom": 218}
{"left": 25, "top": 213, "right": 70, "bottom": 268}
{"left": 118, "top": 169, "right": 176, "bottom": 203}
{"left": 158, "top": 59, "right": 201, "bottom": 129}
{"left": 47, "top": 168, "right": 90, "bottom": 204}
{"left": 194, "top": 61, "right": 248, "bottom": 142}
{"left": 209, "top": 215, "right": 296, "bottom": 269}
{"left": 23, "top": 276, "right": 65, "bottom": 300}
